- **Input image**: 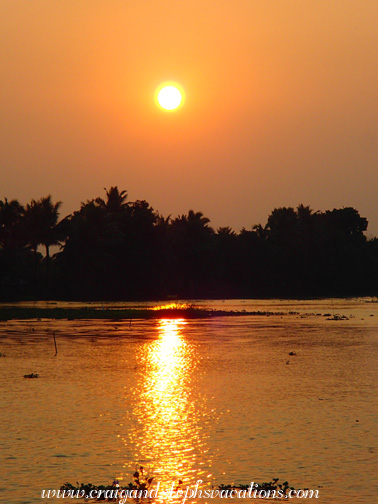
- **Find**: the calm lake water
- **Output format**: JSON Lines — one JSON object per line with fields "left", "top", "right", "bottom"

{"left": 1, "top": 299, "right": 377, "bottom": 504}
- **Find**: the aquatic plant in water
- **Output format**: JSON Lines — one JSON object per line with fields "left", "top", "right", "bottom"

{"left": 61, "top": 472, "right": 296, "bottom": 500}
{"left": 61, "top": 466, "right": 154, "bottom": 501}
{"left": 218, "top": 478, "right": 295, "bottom": 497}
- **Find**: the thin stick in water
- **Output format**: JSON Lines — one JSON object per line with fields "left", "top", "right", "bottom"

{"left": 53, "top": 332, "right": 58, "bottom": 356}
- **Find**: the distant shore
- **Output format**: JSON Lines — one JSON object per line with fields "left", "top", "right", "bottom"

{"left": 0, "top": 306, "right": 298, "bottom": 321}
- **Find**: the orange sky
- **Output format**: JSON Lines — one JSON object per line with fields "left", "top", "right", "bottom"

{"left": 1, "top": 1, "right": 378, "bottom": 233}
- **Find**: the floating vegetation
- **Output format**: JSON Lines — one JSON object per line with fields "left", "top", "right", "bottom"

{"left": 61, "top": 472, "right": 297, "bottom": 501}
{"left": 0, "top": 352, "right": 6, "bottom": 357}
{"left": 61, "top": 466, "right": 154, "bottom": 501}
{"left": 218, "top": 478, "right": 296, "bottom": 498}
{"left": 326, "top": 314, "right": 349, "bottom": 321}
{"left": 24, "top": 373, "right": 39, "bottom": 378}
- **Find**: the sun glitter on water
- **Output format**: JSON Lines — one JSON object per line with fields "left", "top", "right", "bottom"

{"left": 155, "top": 82, "right": 184, "bottom": 111}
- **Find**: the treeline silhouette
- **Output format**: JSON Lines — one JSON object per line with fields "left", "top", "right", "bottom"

{"left": 1, "top": 187, "right": 378, "bottom": 301}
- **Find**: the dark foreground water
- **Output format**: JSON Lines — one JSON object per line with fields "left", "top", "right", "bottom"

{"left": 1, "top": 299, "right": 377, "bottom": 504}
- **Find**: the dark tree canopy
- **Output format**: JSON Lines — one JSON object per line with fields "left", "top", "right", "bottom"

{"left": 0, "top": 188, "right": 377, "bottom": 300}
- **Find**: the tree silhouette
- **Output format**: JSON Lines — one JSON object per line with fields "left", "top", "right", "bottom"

{"left": 24, "top": 196, "right": 62, "bottom": 260}
{"left": 96, "top": 186, "right": 128, "bottom": 213}
{"left": 23, "top": 196, "right": 63, "bottom": 294}
{"left": 57, "top": 199, "right": 118, "bottom": 297}
{"left": 1, "top": 188, "right": 376, "bottom": 300}
{"left": 0, "top": 198, "right": 24, "bottom": 249}
{"left": 169, "top": 210, "right": 216, "bottom": 296}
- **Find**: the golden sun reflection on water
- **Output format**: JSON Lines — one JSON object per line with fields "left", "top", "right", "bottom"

{"left": 124, "top": 319, "right": 213, "bottom": 497}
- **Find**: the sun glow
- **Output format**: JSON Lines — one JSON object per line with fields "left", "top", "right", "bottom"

{"left": 155, "top": 82, "right": 184, "bottom": 111}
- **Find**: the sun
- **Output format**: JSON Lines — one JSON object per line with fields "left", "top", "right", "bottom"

{"left": 158, "top": 86, "right": 182, "bottom": 110}
{"left": 156, "top": 83, "right": 184, "bottom": 111}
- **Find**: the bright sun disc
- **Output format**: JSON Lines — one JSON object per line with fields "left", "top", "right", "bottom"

{"left": 157, "top": 85, "right": 182, "bottom": 110}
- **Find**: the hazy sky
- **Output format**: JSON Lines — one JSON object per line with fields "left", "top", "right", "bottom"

{"left": 1, "top": 1, "right": 378, "bottom": 234}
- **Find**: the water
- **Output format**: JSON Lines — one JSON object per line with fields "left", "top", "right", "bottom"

{"left": 1, "top": 299, "right": 377, "bottom": 504}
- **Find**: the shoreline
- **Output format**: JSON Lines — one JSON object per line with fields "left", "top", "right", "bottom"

{"left": 0, "top": 306, "right": 300, "bottom": 321}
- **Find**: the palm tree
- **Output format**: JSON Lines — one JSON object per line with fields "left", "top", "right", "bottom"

{"left": 24, "top": 196, "right": 63, "bottom": 286}
{"left": 187, "top": 210, "right": 212, "bottom": 231}
{"left": 296, "top": 204, "right": 313, "bottom": 224}
{"left": 24, "top": 196, "right": 62, "bottom": 257}
{"left": 252, "top": 223, "right": 268, "bottom": 240}
{"left": 0, "top": 198, "right": 24, "bottom": 248}
{"left": 169, "top": 210, "right": 215, "bottom": 296}
{"left": 95, "top": 186, "right": 128, "bottom": 213}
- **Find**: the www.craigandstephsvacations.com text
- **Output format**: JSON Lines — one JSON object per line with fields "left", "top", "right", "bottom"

{"left": 41, "top": 481, "right": 320, "bottom": 502}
